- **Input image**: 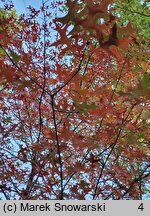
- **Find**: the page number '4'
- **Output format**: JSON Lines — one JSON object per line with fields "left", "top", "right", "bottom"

{"left": 138, "top": 203, "right": 144, "bottom": 211}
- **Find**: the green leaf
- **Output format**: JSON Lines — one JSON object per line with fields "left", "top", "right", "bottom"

{"left": 80, "top": 180, "right": 88, "bottom": 188}
{"left": 10, "top": 50, "right": 20, "bottom": 64}
{"left": 141, "top": 74, "right": 150, "bottom": 90}
{"left": 74, "top": 101, "right": 97, "bottom": 116}
{"left": 84, "top": 102, "right": 97, "bottom": 109}
{"left": 0, "top": 47, "right": 6, "bottom": 59}
{"left": 3, "top": 117, "right": 12, "bottom": 123}
{"left": 127, "top": 132, "right": 135, "bottom": 144}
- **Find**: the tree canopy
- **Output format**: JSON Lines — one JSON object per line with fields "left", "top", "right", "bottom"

{"left": 0, "top": 0, "right": 149, "bottom": 200}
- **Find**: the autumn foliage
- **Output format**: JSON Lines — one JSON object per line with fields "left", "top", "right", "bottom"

{"left": 0, "top": 0, "right": 149, "bottom": 200}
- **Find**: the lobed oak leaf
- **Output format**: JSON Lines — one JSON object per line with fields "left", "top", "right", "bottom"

{"left": 99, "top": 0, "right": 114, "bottom": 12}
{"left": 118, "top": 22, "right": 135, "bottom": 36}
{"left": 32, "top": 143, "right": 45, "bottom": 152}
{"left": 3, "top": 124, "right": 17, "bottom": 138}
{"left": 0, "top": 64, "right": 14, "bottom": 83}
{"left": 55, "top": 0, "right": 78, "bottom": 25}
{"left": 50, "top": 23, "right": 71, "bottom": 47}
{"left": 109, "top": 45, "right": 122, "bottom": 59}
{"left": 119, "top": 37, "right": 130, "bottom": 49}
